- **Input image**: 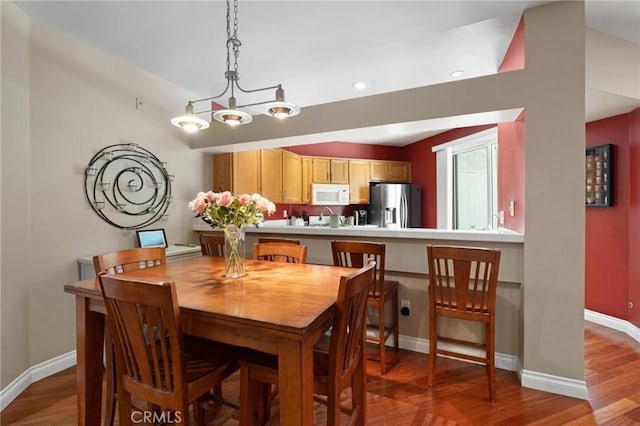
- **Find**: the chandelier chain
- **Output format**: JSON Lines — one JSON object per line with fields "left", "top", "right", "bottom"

{"left": 233, "top": 0, "right": 239, "bottom": 75}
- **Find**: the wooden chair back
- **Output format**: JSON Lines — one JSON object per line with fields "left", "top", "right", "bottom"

{"left": 253, "top": 242, "right": 307, "bottom": 264}
{"left": 427, "top": 245, "right": 501, "bottom": 321}
{"left": 199, "top": 234, "right": 225, "bottom": 256}
{"left": 257, "top": 237, "right": 300, "bottom": 245}
{"left": 93, "top": 247, "right": 166, "bottom": 275}
{"left": 92, "top": 247, "right": 166, "bottom": 426}
{"left": 329, "top": 261, "right": 375, "bottom": 397}
{"left": 331, "top": 241, "right": 385, "bottom": 297}
{"left": 98, "top": 275, "right": 187, "bottom": 410}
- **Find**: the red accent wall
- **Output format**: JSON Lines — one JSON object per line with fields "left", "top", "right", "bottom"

{"left": 585, "top": 112, "right": 634, "bottom": 320}
{"left": 627, "top": 108, "right": 640, "bottom": 327}
{"left": 498, "top": 111, "right": 526, "bottom": 232}
{"left": 495, "top": 15, "right": 526, "bottom": 233}
{"left": 404, "top": 125, "right": 494, "bottom": 228}
{"left": 498, "top": 16, "right": 525, "bottom": 73}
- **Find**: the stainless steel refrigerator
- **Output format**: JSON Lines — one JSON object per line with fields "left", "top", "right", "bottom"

{"left": 369, "top": 183, "right": 422, "bottom": 228}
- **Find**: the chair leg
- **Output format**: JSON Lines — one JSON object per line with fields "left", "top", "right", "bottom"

{"left": 240, "top": 366, "right": 270, "bottom": 425}
{"left": 103, "top": 323, "right": 116, "bottom": 426}
{"left": 392, "top": 291, "right": 399, "bottom": 355}
{"left": 193, "top": 396, "right": 207, "bottom": 426}
{"left": 326, "top": 385, "right": 341, "bottom": 426}
{"left": 378, "top": 303, "right": 387, "bottom": 376}
{"left": 351, "top": 347, "right": 367, "bottom": 425}
{"left": 427, "top": 311, "right": 437, "bottom": 387}
{"left": 486, "top": 321, "right": 497, "bottom": 402}
{"left": 116, "top": 385, "right": 133, "bottom": 426}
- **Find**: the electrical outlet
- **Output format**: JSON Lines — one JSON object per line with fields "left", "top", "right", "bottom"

{"left": 400, "top": 300, "right": 411, "bottom": 316}
{"left": 498, "top": 211, "right": 505, "bottom": 225}
{"left": 509, "top": 200, "right": 515, "bottom": 217}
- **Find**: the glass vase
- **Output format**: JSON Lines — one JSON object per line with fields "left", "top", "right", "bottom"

{"left": 223, "top": 225, "right": 246, "bottom": 278}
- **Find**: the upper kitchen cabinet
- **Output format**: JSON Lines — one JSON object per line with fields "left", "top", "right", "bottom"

{"left": 301, "top": 156, "right": 312, "bottom": 204}
{"left": 370, "top": 160, "right": 411, "bottom": 182}
{"left": 260, "top": 148, "right": 283, "bottom": 202}
{"left": 348, "top": 160, "right": 370, "bottom": 203}
{"left": 311, "top": 157, "right": 349, "bottom": 184}
{"left": 282, "top": 150, "right": 302, "bottom": 203}
{"left": 212, "top": 151, "right": 260, "bottom": 194}
{"left": 212, "top": 153, "right": 232, "bottom": 192}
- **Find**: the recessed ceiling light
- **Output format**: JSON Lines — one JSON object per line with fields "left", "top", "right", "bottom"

{"left": 353, "top": 81, "right": 367, "bottom": 90}
{"left": 450, "top": 70, "right": 465, "bottom": 78}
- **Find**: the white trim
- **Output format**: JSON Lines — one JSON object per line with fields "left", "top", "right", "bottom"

{"left": 433, "top": 127, "right": 498, "bottom": 230}
{"left": 517, "top": 359, "right": 589, "bottom": 400}
{"left": 399, "top": 334, "right": 588, "bottom": 399}
{"left": 584, "top": 309, "right": 640, "bottom": 343}
{"left": 0, "top": 350, "right": 76, "bottom": 411}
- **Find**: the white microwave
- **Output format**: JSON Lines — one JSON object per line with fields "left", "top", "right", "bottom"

{"left": 311, "top": 184, "right": 350, "bottom": 206}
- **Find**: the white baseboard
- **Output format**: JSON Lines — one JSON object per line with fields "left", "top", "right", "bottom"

{"left": 584, "top": 309, "right": 640, "bottom": 343}
{"left": 516, "top": 359, "right": 589, "bottom": 400}
{"left": 0, "top": 350, "right": 76, "bottom": 411}
{"left": 399, "top": 335, "right": 588, "bottom": 400}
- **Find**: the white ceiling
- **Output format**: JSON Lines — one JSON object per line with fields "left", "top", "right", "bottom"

{"left": 14, "top": 0, "right": 640, "bottom": 147}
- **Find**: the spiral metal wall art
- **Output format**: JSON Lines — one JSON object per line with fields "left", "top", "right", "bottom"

{"left": 84, "top": 143, "right": 173, "bottom": 229}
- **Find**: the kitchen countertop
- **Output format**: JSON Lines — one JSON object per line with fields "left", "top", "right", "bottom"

{"left": 193, "top": 221, "right": 524, "bottom": 244}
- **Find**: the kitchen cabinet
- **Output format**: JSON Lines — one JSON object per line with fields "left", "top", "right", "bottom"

{"left": 301, "top": 157, "right": 312, "bottom": 204}
{"left": 282, "top": 150, "right": 302, "bottom": 203}
{"left": 212, "top": 153, "right": 232, "bottom": 192}
{"left": 370, "top": 160, "right": 411, "bottom": 182}
{"left": 212, "top": 151, "right": 260, "bottom": 194}
{"left": 348, "top": 160, "right": 370, "bottom": 203}
{"left": 311, "top": 158, "right": 349, "bottom": 184}
{"left": 260, "top": 148, "right": 282, "bottom": 202}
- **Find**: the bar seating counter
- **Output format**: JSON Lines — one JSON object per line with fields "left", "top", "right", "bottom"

{"left": 194, "top": 219, "right": 524, "bottom": 378}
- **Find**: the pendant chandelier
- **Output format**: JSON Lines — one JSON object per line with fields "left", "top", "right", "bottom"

{"left": 171, "top": 0, "right": 300, "bottom": 132}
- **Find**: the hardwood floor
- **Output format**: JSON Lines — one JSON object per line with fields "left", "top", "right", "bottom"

{"left": 2, "top": 321, "right": 639, "bottom": 425}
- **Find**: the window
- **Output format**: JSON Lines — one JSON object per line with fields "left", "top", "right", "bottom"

{"left": 433, "top": 127, "right": 498, "bottom": 230}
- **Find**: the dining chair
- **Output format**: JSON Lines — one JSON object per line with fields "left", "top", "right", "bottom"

{"left": 253, "top": 242, "right": 307, "bottom": 264}
{"left": 331, "top": 241, "right": 399, "bottom": 375}
{"left": 199, "top": 233, "right": 225, "bottom": 256}
{"left": 92, "top": 247, "right": 167, "bottom": 426}
{"left": 426, "top": 244, "right": 501, "bottom": 402}
{"left": 239, "top": 260, "right": 376, "bottom": 426}
{"left": 98, "top": 274, "right": 239, "bottom": 426}
{"left": 257, "top": 237, "right": 300, "bottom": 245}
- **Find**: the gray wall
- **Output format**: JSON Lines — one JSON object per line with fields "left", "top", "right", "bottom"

{"left": 1, "top": 2, "right": 209, "bottom": 388}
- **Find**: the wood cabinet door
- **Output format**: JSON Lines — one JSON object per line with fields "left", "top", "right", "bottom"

{"left": 282, "top": 150, "right": 302, "bottom": 203}
{"left": 348, "top": 160, "right": 370, "bottom": 203}
{"left": 301, "top": 157, "right": 312, "bottom": 203}
{"left": 370, "top": 161, "right": 389, "bottom": 181}
{"left": 330, "top": 159, "right": 349, "bottom": 184}
{"left": 388, "top": 161, "right": 411, "bottom": 182}
{"left": 260, "top": 148, "right": 282, "bottom": 202}
{"left": 212, "top": 153, "right": 232, "bottom": 192}
{"left": 232, "top": 151, "right": 260, "bottom": 195}
{"left": 312, "top": 158, "right": 331, "bottom": 183}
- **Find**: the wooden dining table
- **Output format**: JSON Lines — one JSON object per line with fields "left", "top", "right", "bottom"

{"left": 64, "top": 255, "right": 356, "bottom": 426}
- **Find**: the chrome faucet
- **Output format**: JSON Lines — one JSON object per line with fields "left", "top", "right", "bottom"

{"left": 319, "top": 207, "right": 333, "bottom": 220}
